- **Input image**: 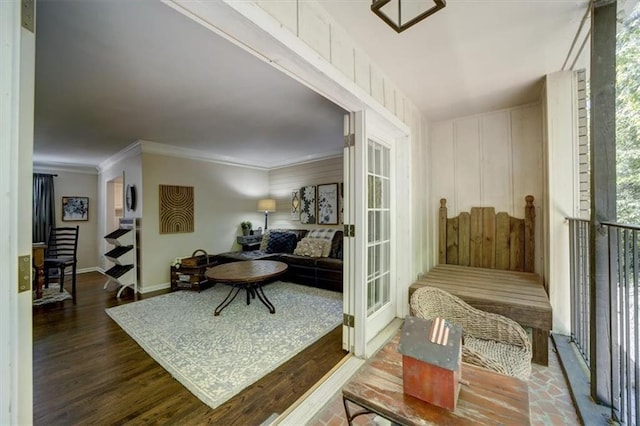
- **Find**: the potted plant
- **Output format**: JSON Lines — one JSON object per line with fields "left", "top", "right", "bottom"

{"left": 240, "top": 220, "right": 252, "bottom": 236}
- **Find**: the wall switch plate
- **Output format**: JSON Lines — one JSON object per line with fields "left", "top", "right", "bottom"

{"left": 18, "top": 255, "right": 31, "bottom": 293}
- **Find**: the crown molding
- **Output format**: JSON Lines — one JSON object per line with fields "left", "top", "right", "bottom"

{"left": 139, "top": 140, "right": 343, "bottom": 170}
{"left": 33, "top": 162, "right": 99, "bottom": 175}
{"left": 98, "top": 140, "right": 143, "bottom": 173}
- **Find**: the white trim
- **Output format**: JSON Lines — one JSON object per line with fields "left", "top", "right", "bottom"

{"left": 138, "top": 282, "right": 171, "bottom": 294}
{"left": 139, "top": 140, "right": 343, "bottom": 170}
{"left": 76, "top": 267, "right": 102, "bottom": 274}
{"left": 34, "top": 162, "right": 99, "bottom": 175}
{"left": 98, "top": 140, "right": 143, "bottom": 173}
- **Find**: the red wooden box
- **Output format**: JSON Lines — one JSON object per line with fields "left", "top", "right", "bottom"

{"left": 398, "top": 316, "right": 463, "bottom": 411}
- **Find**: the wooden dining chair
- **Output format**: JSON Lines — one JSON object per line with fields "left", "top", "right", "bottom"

{"left": 44, "top": 226, "right": 79, "bottom": 303}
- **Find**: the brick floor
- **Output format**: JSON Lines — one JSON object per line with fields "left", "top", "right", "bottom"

{"left": 308, "top": 338, "right": 579, "bottom": 425}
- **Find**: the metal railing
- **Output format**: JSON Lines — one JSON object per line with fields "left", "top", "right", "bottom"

{"left": 568, "top": 218, "right": 591, "bottom": 365}
{"left": 568, "top": 219, "right": 640, "bottom": 424}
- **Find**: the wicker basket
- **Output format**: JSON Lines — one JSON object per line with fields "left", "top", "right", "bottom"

{"left": 171, "top": 249, "right": 217, "bottom": 292}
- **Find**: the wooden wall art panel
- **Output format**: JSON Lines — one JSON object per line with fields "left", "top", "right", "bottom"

{"left": 159, "top": 185, "right": 194, "bottom": 234}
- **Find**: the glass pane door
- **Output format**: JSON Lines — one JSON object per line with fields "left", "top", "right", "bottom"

{"left": 367, "top": 139, "right": 391, "bottom": 317}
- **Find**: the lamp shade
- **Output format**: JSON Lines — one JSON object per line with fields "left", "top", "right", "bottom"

{"left": 258, "top": 199, "right": 276, "bottom": 213}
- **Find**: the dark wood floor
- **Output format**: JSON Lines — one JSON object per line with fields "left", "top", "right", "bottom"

{"left": 33, "top": 272, "right": 347, "bottom": 425}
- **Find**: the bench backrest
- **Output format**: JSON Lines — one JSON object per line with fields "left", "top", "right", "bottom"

{"left": 438, "top": 196, "right": 535, "bottom": 272}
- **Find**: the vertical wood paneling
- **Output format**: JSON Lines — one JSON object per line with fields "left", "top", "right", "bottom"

{"left": 354, "top": 50, "right": 370, "bottom": 94}
{"left": 470, "top": 207, "right": 483, "bottom": 267}
{"left": 330, "top": 23, "right": 355, "bottom": 82}
{"left": 430, "top": 123, "right": 456, "bottom": 210}
{"left": 446, "top": 217, "right": 459, "bottom": 265}
{"left": 481, "top": 112, "right": 511, "bottom": 212}
{"left": 454, "top": 117, "right": 481, "bottom": 212}
{"left": 495, "top": 212, "right": 510, "bottom": 270}
{"left": 511, "top": 104, "right": 542, "bottom": 214}
{"left": 256, "top": 0, "right": 297, "bottom": 34}
{"left": 370, "top": 66, "right": 384, "bottom": 107}
{"left": 458, "top": 212, "right": 470, "bottom": 266}
{"left": 510, "top": 218, "right": 524, "bottom": 271}
{"left": 383, "top": 80, "right": 396, "bottom": 115}
{"left": 298, "top": 2, "right": 331, "bottom": 61}
{"left": 482, "top": 207, "right": 496, "bottom": 269}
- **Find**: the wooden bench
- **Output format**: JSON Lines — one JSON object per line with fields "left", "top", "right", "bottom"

{"left": 411, "top": 196, "right": 552, "bottom": 365}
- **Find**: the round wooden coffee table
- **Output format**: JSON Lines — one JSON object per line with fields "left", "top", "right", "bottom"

{"left": 205, "top": 260, "right": 288, "bottom": 315}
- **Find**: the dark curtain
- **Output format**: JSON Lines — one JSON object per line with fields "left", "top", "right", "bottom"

{"left": 33, "top": 173, "right": 56, "bottom": 243}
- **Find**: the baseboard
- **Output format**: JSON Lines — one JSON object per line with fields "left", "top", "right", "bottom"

{"left": 139, "top": 282, "right": 171, "bottom": 294}
{"left": 77, "top": 267, "right": 102, "bottom": 274}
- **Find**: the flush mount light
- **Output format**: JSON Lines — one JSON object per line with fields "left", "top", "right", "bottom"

{"left": 371, "top": 0, "right": 446, "bottom": 33}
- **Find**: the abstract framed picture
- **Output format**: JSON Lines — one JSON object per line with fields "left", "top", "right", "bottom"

{"left": 317, "top": 183, "right": 338, "bottom": 225}
{"left": 300, "top": 185, "right": 316, "bottom": 224}
{"left": 159, "top": 185, "right": 194, "bottom": 234}
{"left": 62, "top": 196, "right": 89, "bottom": 221}
{"left": 291, "top": 190, "right": 301, "bottom": 220}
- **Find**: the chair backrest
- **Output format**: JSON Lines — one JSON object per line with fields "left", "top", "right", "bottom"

{"left": 47, "top": 226, "right": 79, "bottom": 260}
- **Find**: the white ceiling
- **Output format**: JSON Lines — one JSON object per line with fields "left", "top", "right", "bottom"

{"left": 319, "top": 0, "right": 591, "bottom": 121}
{"left": 34, "top": 0, "right": 597, "bottom": 170}
{"left": 34, "top": 0, "right": 347, "bottom": 169}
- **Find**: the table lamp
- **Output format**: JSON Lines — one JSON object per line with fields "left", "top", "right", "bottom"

{"left": 258, "top": 198, "right": 276, "bottom": 230}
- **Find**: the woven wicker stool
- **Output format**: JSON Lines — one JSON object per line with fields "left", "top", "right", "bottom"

{"left": 410, "top": 286, "right": 532, "bottom": 380}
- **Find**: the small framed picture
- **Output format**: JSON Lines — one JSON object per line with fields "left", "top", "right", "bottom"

{"left": 62, "top": 196, "right": 89, "bottom": 221}
{"left": 317, "top": 183, "right": 339, "bottom": 225}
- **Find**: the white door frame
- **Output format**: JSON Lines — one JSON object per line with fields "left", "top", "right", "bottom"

{"left": 1, "top": 1, "right": 36, "bottom": 423}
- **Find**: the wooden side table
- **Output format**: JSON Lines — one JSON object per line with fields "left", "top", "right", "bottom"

{"left": 342, "top": 333, "right": 530, "bottom": 425}
{"left": 32, "top": 243, "right": 47, "bottom": 299}
{"left": 236, "top": 234, "right": 262, "bottom": 251}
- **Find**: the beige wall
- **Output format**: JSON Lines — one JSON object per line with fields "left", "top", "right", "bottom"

{"left": 268, "top": 156, "right": 343, "bottom": 230}
{"left": 34, "top": 167, "right": 100, "bottom": 270}
{"left": 429, "top": 103, "right": 544, "bottom": 275}
{"left": 140, "top": 153, "right": 269, "bottom": 291}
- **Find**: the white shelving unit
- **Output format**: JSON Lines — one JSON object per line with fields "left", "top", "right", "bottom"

{"left": 104, "top": 218, "right": 140, "bottom": 297}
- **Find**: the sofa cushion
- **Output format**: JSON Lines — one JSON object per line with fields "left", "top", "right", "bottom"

{"left": 266, "top": 231, "right": 297, "bottom": 254}
{"left": 216, "top": 251, "right": 277, "bottom": 262}
{"left": 329, "top": 231, "right": 343, "bottom": 259}
{"left": 316, "top": 257, "right": 343, "bottom": 271}
{"left": 294, "top": 237, "right": 330, "bottom": 257}
{"left": 280, "top": 253, "right": 318, "bottom": 267}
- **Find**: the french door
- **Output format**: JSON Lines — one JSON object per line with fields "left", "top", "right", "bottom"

{"left": 343, "top": 111, "right": 397, "bottom": 357}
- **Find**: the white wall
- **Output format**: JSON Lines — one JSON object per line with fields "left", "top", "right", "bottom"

{"left": 140, "top": 153, "right": 269, "bottom": 291}
{"left": 34, "top": 166, "right": 100, "bottom": 270}
{"left": 543, "top": 71, "right": 578, "bottom": 335}
{"left": 429, "top": 103, "right": 544, "bottom": 274}
{"left": 98, "top": 145, "right": 143, "bottom": 272}
{"left": 268, "top": 156, "right": 343, "bottom": 230}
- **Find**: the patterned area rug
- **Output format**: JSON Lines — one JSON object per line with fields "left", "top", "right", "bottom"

{"left": 33, "top": 284, "right": 72, "bottom": 306}
{"left": 106, "top": 281, "right": 342, "bottom": 410}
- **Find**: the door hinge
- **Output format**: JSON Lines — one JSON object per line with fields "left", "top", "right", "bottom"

{"left": 343, "top": 313, "right": 355, "bottom": 328}
{"left": 344, "top": 224, "right": 355, "bottom": 237}
{"left": 344, "top": 133, "right": 355, "bottom": 148}
{"left": 18, "top": 255, "right": 31, "bottom": 293}
{"left": 21, "top": 0, "right": 35, "bottom": 33}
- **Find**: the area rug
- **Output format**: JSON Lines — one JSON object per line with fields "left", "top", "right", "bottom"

{"left": 33, "top": 284, "right": 72, "bottom": 306}
{"left": 105, "top": 281, "right": 342, "bottom": 410}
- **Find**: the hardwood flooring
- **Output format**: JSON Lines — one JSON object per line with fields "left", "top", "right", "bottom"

{"left": 33, "top": 272, "right": 347, "bottom": 425}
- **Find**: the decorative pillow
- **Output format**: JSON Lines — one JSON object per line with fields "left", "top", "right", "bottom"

{"left": 259, "top": 230, "right": 271, "bottom": 251}
{"left": 306, "top": 237, "right": 331, "bottom": 257}
{"left": 265, "top": 232, "right": 297, "bottom": 254}
{"left": 293, "top": 238, "right": 326, "bottom": 257}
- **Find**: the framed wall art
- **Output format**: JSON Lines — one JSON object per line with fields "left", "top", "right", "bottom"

{"left": 317, "top": 183, "right": 338, "bottom": 225}
{"left": 159, "top": 184, "right": 194, "bottom": 234}
{"left": 300, "top": 185, "right": 316, "bottom": 224}
{"left": 291, "top": 190, "right": 301, "bottom": 220}
{"left": 62, "top": 196, "right": 89, "bottom": 221}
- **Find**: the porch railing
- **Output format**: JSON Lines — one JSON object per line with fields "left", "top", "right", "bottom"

{"left": 568, "top": 218, "right": 640, "bottom": 424}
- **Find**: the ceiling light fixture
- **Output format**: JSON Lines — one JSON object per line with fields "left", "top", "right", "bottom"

{"left": 371, "top": 0, "right": 446, "bottom": 33}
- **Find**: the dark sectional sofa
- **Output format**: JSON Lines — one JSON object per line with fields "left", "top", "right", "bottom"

{"left": 215, "top": 229, "right": 343, "bottom": 293}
